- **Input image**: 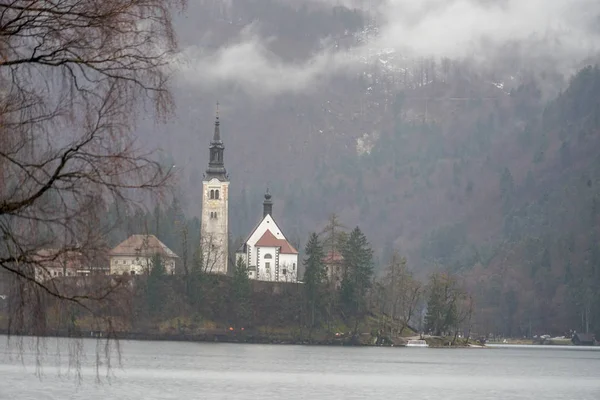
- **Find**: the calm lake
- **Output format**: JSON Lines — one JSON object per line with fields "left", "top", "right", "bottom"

{"left": 1, "top": 336, "right": 599, "bottom": 399}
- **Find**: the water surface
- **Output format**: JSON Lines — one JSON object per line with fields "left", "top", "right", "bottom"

{"left": 1, "top": 336, "right": 599, "bottom": 399}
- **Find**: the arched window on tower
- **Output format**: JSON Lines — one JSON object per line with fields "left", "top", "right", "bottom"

{"left": 215, "top": 189, "right": 220, "bottom": 199}
{"left": 210, "top": 190, "right": 215, "bottom": 199}
{"left": 264, "top": 253, "right": 273, "bottom": 259}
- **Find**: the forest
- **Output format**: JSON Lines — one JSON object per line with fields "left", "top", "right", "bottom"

{"left": 145, "top": 63, "right": 600, "bottom": 340}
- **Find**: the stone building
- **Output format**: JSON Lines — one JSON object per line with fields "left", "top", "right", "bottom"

{"left": 200, "top": 109, "right": 229, "bottom": 275}
{"left": 109, "top": 234, "right": 178, "bottom": 275}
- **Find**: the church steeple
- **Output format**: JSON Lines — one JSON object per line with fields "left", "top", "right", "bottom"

{"left": 263, "top": 188, "right": 273, "bottom": 218}
{"left": 205, "top": 103, "right": 228, "bottom": 181}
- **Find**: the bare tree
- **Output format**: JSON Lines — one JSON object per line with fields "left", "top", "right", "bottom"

{"left": 379, "top": 251, "right": 422, "bottom": 337}
{"left": 198, "top": 231, "right": 226, "bottom": 274}
{"left": 0, "top": 0, "right": 186, "bottom": 379}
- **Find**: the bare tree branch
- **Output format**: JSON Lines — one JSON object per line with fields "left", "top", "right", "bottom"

{"left": 0, "top": 0, "right": 186, "bottom": 380}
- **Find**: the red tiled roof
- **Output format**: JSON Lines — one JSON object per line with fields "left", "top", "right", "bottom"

{"left": 255, "top": 230, "right": 280, "bottom": 247}
{"left": 323, "top": 250, "right": 344, "bottom": 264}
{"left": 279, "top": 240, "right": 298, "bottom": 255}
{"left": 255, "top": 230, "right": 298, "bottom": 254}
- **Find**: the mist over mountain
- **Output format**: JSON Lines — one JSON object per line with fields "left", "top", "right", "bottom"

{"left": 134, "top": 0, "right": 598, "bottom": 291}
{"left": 144, "top": 0, "right": 600, "bottom": 269}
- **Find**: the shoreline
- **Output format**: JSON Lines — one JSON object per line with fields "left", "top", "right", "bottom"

{"left": 0, "top": 329, "right": 477, "bottom": 348}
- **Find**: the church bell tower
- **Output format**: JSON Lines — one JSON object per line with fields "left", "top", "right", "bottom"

{"left": 201, "top": 104, "right": 229, "bottom": 274}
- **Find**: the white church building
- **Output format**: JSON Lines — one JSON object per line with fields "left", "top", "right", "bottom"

{"left": 236, "top": 191, "right": 299, "bottom": 282}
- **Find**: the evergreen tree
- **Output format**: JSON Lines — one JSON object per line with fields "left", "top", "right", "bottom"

{"left": 424, "top": 272, "right": 463, "bottom": 336}
{"left": 302, "top": 233, "right": 326, "bottom": 335}
{"left": 320, "top": 213, "right": 348, "bottom": 257}
{"left": 230, "top": 256, "right": 252, "bottom": 328}
{"left": 340, "top": 226, "right": 374, "bottom": 334}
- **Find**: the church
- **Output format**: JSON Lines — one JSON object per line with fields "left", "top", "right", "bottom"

{"left": 200, "top": 108, "right": 229, "bottom": 275}
{"left": 235, "top": 190, "right": 299, "bottom": 282}
{"left": 200, "top": 107, "right": 298, "bottom": 281}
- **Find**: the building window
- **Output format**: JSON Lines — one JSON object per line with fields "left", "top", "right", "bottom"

{"left": 282, "top": 269, "right": 287, "bottom": 275}
{"left": 265, "top": 262, "right": 270, "bottom": 271}
{"left": 215, "top": 189, "right": 220, "bottom": 199}
{"left": 293, "top": 263, "right": 296, "bottom": 270}
{"left": 210, "top": 189, "right": 215, "bottom": 199}
{"left": 264, "top": 253, "right": 272, "bottom": 259}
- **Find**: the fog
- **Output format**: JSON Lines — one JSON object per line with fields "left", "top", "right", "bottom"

{"left": 177, "top": 0, "right": 600, "bottom": 95}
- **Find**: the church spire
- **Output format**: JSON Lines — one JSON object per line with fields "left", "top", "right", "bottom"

{"left": 213, "top": 102, "right": 221, "bottom": 142}
{"left": 205, "top": 102, "right": 228, "bottom": 181}
{"left": 263, "top": 188, "right": 273, "bottom": 218}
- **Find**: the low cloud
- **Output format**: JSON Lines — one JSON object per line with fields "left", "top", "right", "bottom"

{"left": 179, "top": 34, "right": 349, "bottom": 94}
{"left": 177, "top": 0, "right": 600, "bottom": 95}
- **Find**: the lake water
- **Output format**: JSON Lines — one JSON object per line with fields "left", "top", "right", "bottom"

{"left": 1, "top": 336, "right": 599, "bottom": 399}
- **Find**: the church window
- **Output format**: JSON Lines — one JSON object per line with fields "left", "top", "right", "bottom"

{"left": 215, "top": 189, "right": 220, "bottom": 199}
{"left": 264, "top": 253, "right": 272, "bottom": 259}
{"left": 210, "top": 190, "right": 215, "bottom": 199}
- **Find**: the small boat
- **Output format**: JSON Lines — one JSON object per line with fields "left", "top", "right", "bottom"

{"left": 406, "top": 339, "right": 429, "bottom": 348}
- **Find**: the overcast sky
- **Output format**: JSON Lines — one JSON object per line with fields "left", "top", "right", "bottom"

{"left": 177, "top": 0, "right": 600, "bottom": 95}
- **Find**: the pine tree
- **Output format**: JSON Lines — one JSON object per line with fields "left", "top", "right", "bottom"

{"left": 340, "top": 226, "right": 374, "bottom": 334}
{"left": 320, "top": 213, "right": 348, "bottom": 257}
{"left": 424, "top": 272, "right": 462, "bottom": 336}
{"left": 303, "top": 233, "right": 326, "bottom": 335}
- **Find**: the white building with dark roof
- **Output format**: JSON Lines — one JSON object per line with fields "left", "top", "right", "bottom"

{"left": 109, "top": 234, "right": 178, "bottom": 275}
{"left": 236, "top": 190, "right": 299, "bottom": 282}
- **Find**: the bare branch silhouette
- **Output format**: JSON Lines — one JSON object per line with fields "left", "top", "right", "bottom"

{"left": 0, "top": 0, "right": 186, "bottom": 380}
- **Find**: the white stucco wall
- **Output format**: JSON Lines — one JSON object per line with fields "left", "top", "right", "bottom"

{"left": 201, "top": 178, "right": 229, "bottom": 274}
{"left": 34, "top": 266, "right": 79, "bottom": 282}
{"left": 110, "top": 255, "right": 176, "bottom": 275}
{"left": 245, "top": 215, "right": 285, "bottom": 268}
{"left": 279, "top": 253, "right": 298, "bottom": 282}
{"left": 238, "top": 212, "right": 299, "bottom": 282}
{"left": 256, "top": 245, "right": 278, "bottom": 281}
